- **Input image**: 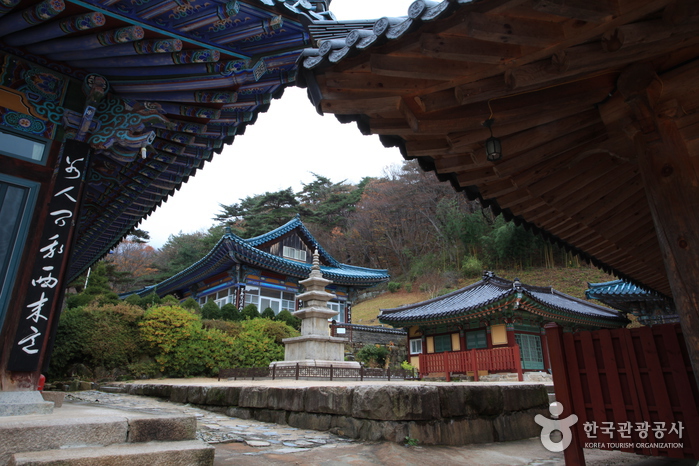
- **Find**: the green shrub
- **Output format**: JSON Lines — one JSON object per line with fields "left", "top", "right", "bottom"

{"left": 139, "top": 305, "right": 235, "bottom": 377}
{"left": 228, "top": 319, "right": 297, "bottom": 367}
{"left": 241, "top": 304, "right": 259, "bottom": 320}
{"left": 201, "top": 300, "right": 222, "bottom": 320}
{"left": 276, "top": 309, "right": 301, "bottom": 330}
{"left": 220, "top": 303, "right": 240, "bottom": 321}
{"left": 261, "top": 307, "right": 276, "bottom": 319}
{"left": 124, "top": 294, "right": 143, "bottom": 307}
{"left": 356, "top": 344, "right": 390, "bottom": 368}
{"left": 462, "top": 255, "right": 483, "bottom": 278}
{"left": 141, "top": 292, "right": 162, "bottom": 308}
{"left": 181, "top": 297, "right": 201, "bottom": 313}
{"left": 202, "top": 319, "right": 242, "bottom": 337}
{"left": 387, "top": 282, "right": 402, "bottom": 293}
{"left": 48, "top": 302, "right": 145, "bottom": 380}
{"left": 162, "top": 295, "right": 179, "bottom": 305}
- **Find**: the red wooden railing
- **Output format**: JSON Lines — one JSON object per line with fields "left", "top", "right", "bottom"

{"left": 418, "top": 345, "right": 523, "bottom": 381}
{"left": 546, "top": 323, "right": 699, "bottom": 464}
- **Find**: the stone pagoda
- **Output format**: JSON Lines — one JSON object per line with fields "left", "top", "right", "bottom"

{"left": 270, "top": 251, "right": 360, "bottom": 369}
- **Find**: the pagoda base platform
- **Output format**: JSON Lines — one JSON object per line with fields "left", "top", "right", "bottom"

{"left": 281, "top": 335, "right": 350, "bottom": 362}
{"left": 269, "top": 359, "right": 360, "bottom": 369}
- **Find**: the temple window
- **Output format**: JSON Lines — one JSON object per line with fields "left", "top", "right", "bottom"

{"left": 282, "top": 246, "right": 306, "bottom": 262}
{"left": 466, "top": 329, "right": 487, "bottom": 349}
{"left": 409, "top": 338, "right": 422, "bottom": 355}
{"left": 433, "top": 334, "right": 452, "bottom": 353}
{"left": 0, "top": 129, "right": 46, "bottom": 164}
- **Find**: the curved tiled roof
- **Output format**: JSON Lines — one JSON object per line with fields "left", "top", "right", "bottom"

{"left": 379, "top": 272, "right": 626, "bottom": 328}
{"left": 586, "top": 280, "right": 665, "bottom": 301}
{"left": 244, "top": 215, "right": 340, "bottom": 267}
{"left": 0, "top": 0, "right": 334, "bottom": 282}
{"left": 294, "top": 0, "right": 691, "bottom": 300}
{"left": 129, "top": 217, "right": 389, "bottom": 297}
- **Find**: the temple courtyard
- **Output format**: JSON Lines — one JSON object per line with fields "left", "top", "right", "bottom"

{"left": 9, "top": 378, "right": 692, "bottom": 466}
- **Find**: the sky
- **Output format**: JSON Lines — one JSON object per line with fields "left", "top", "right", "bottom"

{"left": 139, "top": 0, "right": 415, "bottom": 248}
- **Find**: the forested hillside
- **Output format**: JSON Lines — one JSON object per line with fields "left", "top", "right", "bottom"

{"left": 98, "top": 161, "right": 613, "bottom": 297}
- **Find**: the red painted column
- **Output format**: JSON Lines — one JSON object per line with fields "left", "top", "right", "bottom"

{"left": 545, "top": 323, "right": 586, "bottom": 466}
{"left": 540, "top": 327, "right": 551, "bottom": 372}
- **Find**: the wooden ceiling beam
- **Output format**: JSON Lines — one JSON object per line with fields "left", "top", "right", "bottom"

{"left": 320, "top": 96, "right": 401, "bottom": 115}
{"left": 414, "top": 89, "right": 463, "bottom": 114}
{"left": 602, "top": 14, "right": 699, "bottom": 52}
{"left": 507, "top": 133, "right": 608, "bottom": 187}
{"left": 420, "top": 34, "right": 526, "bottom": 64}
{"left": 368, "top": 118, "right": 414, "bottom": 135}
{"left": 571, "top": 169, "right": 643, "bottom": 216}
{"left": 370, "top": 54, "right": 488, "bottom": 81}
{"left": 532, "top": 0, "right": 620, "bottom": 23}
{"left": 539, "top": 158, "right": 621, "bottom": 207}
{"left": 479, "top": 178, "right": 519, "bottom": 199}
{"left": 487, "top": 111, "right": 603, "bottom": 173}
{"left": 404, "top": 138, "right": 452, "bottom": 157}
{"left": 449, "top": 100, "right": 603, "bottom": 152}
{"left": 555, "top": 164, "right": 637, "bottom": 215}
{"left": 454, "top": 166, "right": 501, "bottom": 186}
{"left": 324, "top": 71, "right": 445, "bottom": 95}
{"left": 416, "top": 0, "right": 677, "bottom": 96}
{"left": 434, "top": 156, "right": 478, "bottom": 174}
{"left": 464, "top": 11, "right": 566, "bottom": 47}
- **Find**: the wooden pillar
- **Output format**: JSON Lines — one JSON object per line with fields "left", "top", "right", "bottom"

{"left": 540, "top": 327, "right": 551, "bottom": 372}
{"left": 619, "top": 63, "right": 699, "bottom": 388}
{"left": 506, "top": 322, "right": 516, "bottom": 347}
{"left": 544, "top": 323, "right": 586, "bottom": 466}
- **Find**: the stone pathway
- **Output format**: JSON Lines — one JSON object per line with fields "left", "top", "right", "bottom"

{"left": 63, "top": 391, "right": 696, "bottom": 466}
{"left": 65, "top": 391, "right": 353, "bottom": 456}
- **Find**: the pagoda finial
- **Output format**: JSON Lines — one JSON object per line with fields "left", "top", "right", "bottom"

{"left": 312, "top": 249, "right": 320, "bottom": 269}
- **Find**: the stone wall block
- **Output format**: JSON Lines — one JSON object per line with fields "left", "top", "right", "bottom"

{"left": 494, "top": 407, "right": 548, "bottom": 442}
{"left": 437, "top": 385, "right": 477, "bottom": 418}
{"left": 225, "top": 407, "right": 252, "bottom": 419}
{"left": 351, "top": 385, "right": 440, "bottom": 421}
{"left": 357, "top": 419, "right": 388, "bottom": 441}
{"left": 141, "top": 384, "right": 171, "bottom": 399}
{"left": 186, "top": 386, "right": 209, "bottom": 405}
{"left": 238, "top": 387, "right": 272, "bottom": 409}
{"left": 288, "top": 412, "right": 332, "bottom": 431}
{"left": 127, "top": 415, "right": 197, "bottom": 442}
{"left": 253, "top": 409, "right": 287, "bottom": 425}
{"left": 267, "top": 388, "right": 305, "bottom": 412}
{"left": 204, "top": 386, "right": 237, "bottom": 406}
{"left": 304, "top": 386, "right": 353, "bottom": 415}
{"left": 501, "top": 385, "right": 549, "bottom": 412}
{"left": 169, "top": 386, "right": 189, "bottom": 403}
{"left": 329, "top": 416, "right": 363, "bottom": 438}
{"left": 379, "top": 421, "right": 409, "bottom": 443}
{"left": 467, "top": 386, "right": 504, "bottom": 417}
{"left": 408, "top": 418, "right": 494, "bottom": 445}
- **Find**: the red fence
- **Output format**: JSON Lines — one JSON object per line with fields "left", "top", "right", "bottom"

{"left": 418, "top": 345, "right": 523, "bottom": 381}
{"left": 546, "top": 323, "right": 699, "bottom": 464}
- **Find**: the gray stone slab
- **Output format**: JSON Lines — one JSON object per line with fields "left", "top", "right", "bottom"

{"left": 10, "top": 439, "right": 214, "bottom": 465}
{"left": 0, "top": 392, "right": 53, "bottom": 417}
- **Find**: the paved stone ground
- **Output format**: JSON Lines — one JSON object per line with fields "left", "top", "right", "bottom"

{"left": 64, "top": 391, "right": 697, "bottom": 466}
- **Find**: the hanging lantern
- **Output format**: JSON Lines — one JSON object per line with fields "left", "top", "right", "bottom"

{"left": 483, "top": 118, "right": 502, "bottom": 162}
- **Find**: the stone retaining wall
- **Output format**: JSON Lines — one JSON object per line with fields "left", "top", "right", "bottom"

{"left": 111, "top": 383, "right": 549, "bottom": 446}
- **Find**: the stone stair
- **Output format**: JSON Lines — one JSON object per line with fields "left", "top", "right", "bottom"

{"left": 0, "top": 402, "right": 213, "bottom": 466}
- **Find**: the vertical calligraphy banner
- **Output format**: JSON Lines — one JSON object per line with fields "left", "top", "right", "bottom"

{"left": 7, "top": 140, "right": 90, "bottom": 372}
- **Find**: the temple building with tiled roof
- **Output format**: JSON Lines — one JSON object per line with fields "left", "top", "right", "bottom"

{"left": 0, "top": 0, "right": 333, "bottom": 389}
{"left": 586, "top": 280, "right": 679, "bottom": 326}
{"left": 379, "top": 272, "right": 627, "bottom": 377}
{"left": 128, "top": 216, "right": 389, "bottom": 323}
